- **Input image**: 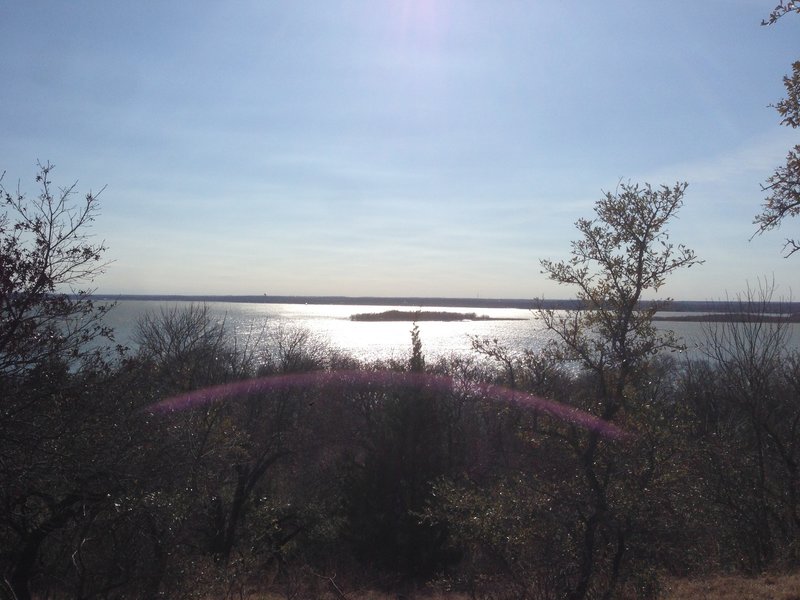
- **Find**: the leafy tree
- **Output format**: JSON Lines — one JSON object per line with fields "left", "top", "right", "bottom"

{"left": 425, "top": 183, "right": 702, "bottom": 600}
{"left": 538, "top": 181, "right": 702, "bottom": 599}
{"left": 340, "top": 335, "right": 468, "bottom": 582}
{"left": 754, "top": 6, "right": 800, "bottom": 255}
{"left": 540, "top": 181, "right": 701, "bottom": 405}
{"left": 409, "top": 321, "right": 425, "bottom": 373}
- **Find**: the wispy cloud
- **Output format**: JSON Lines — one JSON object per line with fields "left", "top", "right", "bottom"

{"left": 639, "top": 129, "right": 796, "bottom": 186}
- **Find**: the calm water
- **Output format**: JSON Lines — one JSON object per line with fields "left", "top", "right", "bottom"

{"left": 97, "top": 299, "right": 800, "bottom": 364}
{"left": 104, "top": 300, "right": 542, "bottom": 363}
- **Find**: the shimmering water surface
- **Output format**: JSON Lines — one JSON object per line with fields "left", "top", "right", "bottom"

{"left": 105, "top": 301, "right": 543, "bottom": 362}
{"left": 102, "top": 300, "right": 799, "bottom": 363}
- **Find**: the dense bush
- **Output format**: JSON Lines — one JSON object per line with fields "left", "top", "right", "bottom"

{"left": 5, "top": 298, "right": 800, "bottom": 599}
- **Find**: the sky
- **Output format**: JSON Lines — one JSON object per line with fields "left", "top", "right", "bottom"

{"left": 1, "top": 1, "right": 798, "bottom": 300}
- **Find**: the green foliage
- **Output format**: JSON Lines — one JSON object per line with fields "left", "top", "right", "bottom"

{"left": 341, "top": 382, "right": 463, "bottom": 579}
{"left": 427, "top": 475, "right": 576, "bottom": 598}
{"left": 410, "top": 321, "right": 425, "bottom": 373}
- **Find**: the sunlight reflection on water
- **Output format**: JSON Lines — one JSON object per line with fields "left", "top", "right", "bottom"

{"left": 101, "top": 300, "right": 800, "bottom": 363}
{"left": 104, "top": 301, "right": 548, "bottom": 362}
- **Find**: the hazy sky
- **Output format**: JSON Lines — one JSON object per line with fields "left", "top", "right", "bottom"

{"left": 1, "top": 1, "right": 798, "bottom": 300}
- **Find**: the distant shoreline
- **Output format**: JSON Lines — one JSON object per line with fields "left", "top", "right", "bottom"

{"left": 652, "top": 313, "right": 800, "bottom": 323}
{"left": 90, "top": 294, "right": 800, "bottom": 315}
{"left": 92, "top": 294, "right": 543, "bottom": 309}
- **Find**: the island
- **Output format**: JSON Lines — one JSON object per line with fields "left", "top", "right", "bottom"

{"left": 349, "top": 310, "right": 527, "bottom": 322}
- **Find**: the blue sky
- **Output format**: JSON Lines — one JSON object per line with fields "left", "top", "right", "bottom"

{"left": 1, "top": 1, "right": 798, "bottom": 300}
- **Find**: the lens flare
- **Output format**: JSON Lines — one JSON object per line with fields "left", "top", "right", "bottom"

{"left": 149, "top": 370, "right": 627, "bottom": 439}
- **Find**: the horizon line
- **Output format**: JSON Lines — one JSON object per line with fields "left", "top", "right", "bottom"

{"left": 86, "top": 294, "right": 800, "bottom": 312}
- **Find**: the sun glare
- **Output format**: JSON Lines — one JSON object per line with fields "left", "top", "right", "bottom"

{"left": 394, "top": 0, "right": 449, "bottom": 39}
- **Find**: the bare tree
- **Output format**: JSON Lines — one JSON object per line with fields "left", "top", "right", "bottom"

{"left": 0, "top": 163, "right": 133, "bottom": 600}
{"left": 691, "top": 279, "right": 800, "bottom": 567}
{"left": 0, "top": 161, "right": 111, "bottom": 377}
{"left": 134, "top": 303, "right": 251, "bottom": 392}
{"left": 259, "top": 321, "right": 331, "bottom": 375}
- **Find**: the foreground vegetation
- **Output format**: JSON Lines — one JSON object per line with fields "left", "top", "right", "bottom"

{"left": 4, "top": 166, "right": 800, "bottom": 600}
{"left": 2, "top": 6, "right": 798, "bottom": 599}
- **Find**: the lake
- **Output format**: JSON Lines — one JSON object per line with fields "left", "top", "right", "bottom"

{"left": 98, "top": 298, "right": 799, "bottom": 364}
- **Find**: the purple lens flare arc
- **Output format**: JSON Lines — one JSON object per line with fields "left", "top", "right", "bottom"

{"left": 148, "top": 370, "right": 627, "bottom": 439}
